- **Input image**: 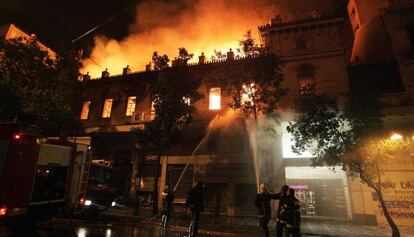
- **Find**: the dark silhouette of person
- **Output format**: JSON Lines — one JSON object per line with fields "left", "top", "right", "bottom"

{"left": 254, "top": 183, "right": 279, "bottom": 237}
{"left": 186, "top": 181, "right": 205, "bottom": 237}
{"left": 275, "top": 185, "right": 290, "bottom": 237}
{"left": 284, "top": 188, "right": 301, "bottom": 237}
{"left": 161, "top": 185, "right": 175, "bottom": 228}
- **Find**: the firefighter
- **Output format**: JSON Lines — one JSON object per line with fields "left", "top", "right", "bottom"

{"left": 285, "top": 188, "right": 301, "bottom": 237}
{"left": 275, "top": 185, "right": 290, "bottom": 237}
{"left": 254, "top": 183, "right": 278, "bottom": 237}
{"left": 161, "top": 185, "right": 175, "bottom": 228}
{"left": 186, "top": 181, "right": 205, "bottom": 237}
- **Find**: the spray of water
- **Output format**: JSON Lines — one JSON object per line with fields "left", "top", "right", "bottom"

{"left": 245, "top": 118, "right": 260, "bottom": 192}
{"left": 173, "top": 110, "right": 280, "bottom": 194}
{"left": 245, "top": 115, "right": 281, "bottom": 192}
{"left": 173, "top": 114, "right": 220, "bottom": 192}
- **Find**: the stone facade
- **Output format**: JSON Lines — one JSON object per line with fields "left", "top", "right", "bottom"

{"left": 78, "top": 0, "right": 414, "bottom": 226}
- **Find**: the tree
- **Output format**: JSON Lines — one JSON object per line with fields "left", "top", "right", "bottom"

{"left": 238, "top": 30, "right": 266, "bottom": 58}
{"left": 139, "top": 48, "right": 202, "bottom": 215}
{"left": 176, "top": 47, "right": 193, "bottom": 64}
{"left": 210, "top": 49, "right": 227, "bottom": 61}
{"left": 227, "top": 32, "right": 286, "bottom": 119}
{"left": 152, "top": 51, "right": 169, "bottom": 70}
{"left": 287, "top": 81, "right": 409, "bottom": 237}
{"left": 0, "top": 37, "right": 81, "bottom": 135}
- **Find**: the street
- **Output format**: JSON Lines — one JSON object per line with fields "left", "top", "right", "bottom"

{"left": 0, "top": 221, "right": 324, "bottom": 237}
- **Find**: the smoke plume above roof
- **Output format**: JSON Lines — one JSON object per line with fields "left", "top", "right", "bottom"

{"left": 81, "top": 0, "right": 277, "bottom": 78}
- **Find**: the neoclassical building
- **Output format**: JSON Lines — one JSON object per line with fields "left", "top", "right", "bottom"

{"left": 77, "top": 0, "right": 414, "bottom": 226}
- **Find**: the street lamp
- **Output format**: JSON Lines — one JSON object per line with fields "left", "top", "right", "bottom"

{"left": 390, "top": 133, "right": 403, "bottom": 141}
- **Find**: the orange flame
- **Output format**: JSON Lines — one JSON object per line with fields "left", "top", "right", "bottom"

{"left": 81, "top": 0, "right": 276, "bottom": 78}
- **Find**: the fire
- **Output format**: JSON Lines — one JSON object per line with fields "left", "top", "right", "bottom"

{"left": 209, "top": 87, "right": 221, "bottom": 110}
{"left": 81, "top": 0, "right": 276, "bottom": 78}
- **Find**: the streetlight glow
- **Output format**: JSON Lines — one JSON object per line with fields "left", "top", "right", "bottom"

{"left": 390, "top": 134, "right": 403, "bottom": 141}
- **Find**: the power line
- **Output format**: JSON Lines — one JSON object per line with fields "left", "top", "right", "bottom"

{"left": 71, "top": 8, "right": 127, "bottom": 43}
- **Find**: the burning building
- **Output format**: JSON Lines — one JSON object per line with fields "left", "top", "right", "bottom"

{"left": 77, "top": 0, "right": 414, "bottom": 227}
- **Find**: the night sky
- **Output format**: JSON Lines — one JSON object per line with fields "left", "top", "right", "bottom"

{"left": 0, "top": 0, "right": 139, "bottom": 51}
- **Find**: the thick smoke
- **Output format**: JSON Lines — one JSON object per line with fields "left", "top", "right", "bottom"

{"left": 81, "top": 0, "right": 276, "bottom": 78}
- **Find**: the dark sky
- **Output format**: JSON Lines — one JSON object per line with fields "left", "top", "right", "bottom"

{"left": 0, "top": 0, "right": 139, "bottom": 51}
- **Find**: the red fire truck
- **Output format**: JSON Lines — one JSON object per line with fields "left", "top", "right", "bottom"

{"left": 0, "top": 123, "right": 74, "bottom": 233}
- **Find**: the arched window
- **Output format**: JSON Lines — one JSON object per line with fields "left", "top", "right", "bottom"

{"left": 296, "top": 64, "right": 316, "bottom": 96}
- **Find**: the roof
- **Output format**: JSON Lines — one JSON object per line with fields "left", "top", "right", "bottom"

{"left": 0, "top": 23, "right": 57, "bottom": 59}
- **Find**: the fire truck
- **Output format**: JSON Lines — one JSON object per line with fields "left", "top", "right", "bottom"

{"left": 0, "top": 123, "right": 89, "bottom": 233}
{"left": 77, "top": 160, "right": 124, "bottom": 217}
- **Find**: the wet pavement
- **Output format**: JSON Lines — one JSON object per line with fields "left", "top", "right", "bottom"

{"left": 1, "top": 222, "right": 324, "bottom": 237}
{"left": 41, "top": 224, "right": 200, "bottom": 237}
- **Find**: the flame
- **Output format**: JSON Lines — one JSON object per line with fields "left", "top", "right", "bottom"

{"left": 81, "top": 0, "right": 276, "bottom": 78}
{"left": 209, "top": 87, "right": 221, "bottom": 110}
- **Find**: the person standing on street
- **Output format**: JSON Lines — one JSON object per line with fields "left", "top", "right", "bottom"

{"left": 255, "top": 183, "right": 278, "bottom": 237}
{"left": 186, "top": 181, "right": 205, "bottom": 237}
{"left": 285, "top": 188, "right": 301, "bottom": 237}
{"left": 161, "top": 185, "right": 175, "bottom": 228}
{"left": 275, "top": 185, "right": 290, "bottom": 237}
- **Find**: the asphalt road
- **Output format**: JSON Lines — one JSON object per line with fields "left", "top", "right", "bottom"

{"left": 1, "top": 222, "right": 324, "bottom": 237}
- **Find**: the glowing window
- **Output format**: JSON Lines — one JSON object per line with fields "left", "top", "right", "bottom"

{"left": 209, "top": 87, "right": 221, "bottom": 110}
{"left": 183, "top": 97, "right": 191, "bottom": 105}
{"left": 125, "top": 96, "right": 136, "bottom": 116}
{"left": 80, "top": 101, "right": 90, "bottom": 120}
{"left": 281, "top": 122, "right": 315, "bottom": 158}
{"left": 297, "top": 67, "right": 316, "bottom": 96}
{"left": 241, "top": 83, "right": 255, "bottom": 105}
{"left": 102, "top": 99, "right": 113, "bottom": 118}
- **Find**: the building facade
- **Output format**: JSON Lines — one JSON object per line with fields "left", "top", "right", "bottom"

{"left": 78, "top": 0, "right": 414, "bottom": 226}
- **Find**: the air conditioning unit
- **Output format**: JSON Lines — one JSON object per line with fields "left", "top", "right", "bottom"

{"left": 131, "top": 112, "right": 155, "bottom": 123}
{"left": 131, "top": 112, "right": 144, "bottom": 123}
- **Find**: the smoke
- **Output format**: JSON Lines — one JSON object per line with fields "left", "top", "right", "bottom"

{"left": 274, "top": 0, "right": 347, "bottom": 21}
{"left": 81, "top": 0, "right": 276, "bottom": 78}
{"left": 245, "top": 115, "right": 282, "bottom": 191}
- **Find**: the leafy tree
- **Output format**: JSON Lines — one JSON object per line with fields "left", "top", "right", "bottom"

{"left": 227, "top": 51, "right": 286, "bottom": 119}
{"left": 174, "top": 47, "right": 193, "bottom": 65}
{"left": 210, "top": 49, "right": 227, "bottom": 61}
{"left": 138, "top": 48, "right": 202, "bottom": 214}
{"left": 287, "top": 81, "right": 410, "bottom": 237}
{"left": 152, "top": 51, "right": 170, "bottom": 70}
{"left": 0, "top": 37, "right": 81, "bottom": 135}
{"left": 238, "top": 30, "right": 264, "bottom": 58}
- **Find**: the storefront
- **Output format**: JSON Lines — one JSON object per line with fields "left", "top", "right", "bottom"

{"left": 281, "top": 122, "right": 352, "bottom": 220}
{"left": 285, "top": 166, "right": 352, "bottom": 220}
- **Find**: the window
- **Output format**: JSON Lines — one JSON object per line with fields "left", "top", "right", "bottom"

{"left": 241, "top": 83, "right": 255, "bottom": 105}
{"left": 183, "top": 97, "right": 191, "bottom": 105}
{"left": 80, "top": 101, "right": 90, "bottom": 120}
{"left": 125, "top": 96, "right": 136, "bottom": 116}
{"left": 297, "top": 64, "right": 316, "bottom": 96}
{"left": 209, "top": 87, "right": 221, "bottom": 110}
{"left": 298, "top": 72, "right": 315, "bottom": 95}
{"left": 102, "top": 99, "right": 113, "bottom": 118}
